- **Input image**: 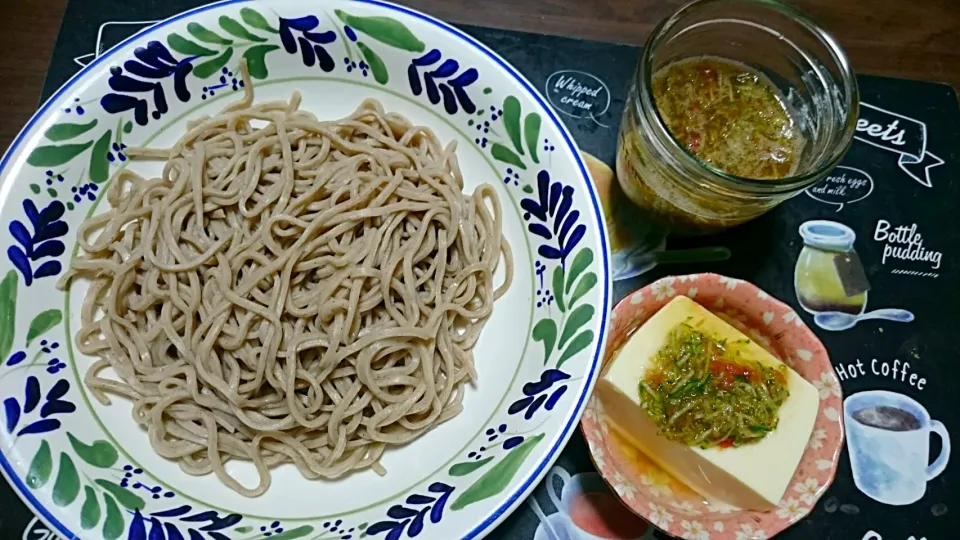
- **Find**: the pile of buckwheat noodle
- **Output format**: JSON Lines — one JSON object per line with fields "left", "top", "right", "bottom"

{"left": 59, "top": 62, "right": 513, "bottom": 497}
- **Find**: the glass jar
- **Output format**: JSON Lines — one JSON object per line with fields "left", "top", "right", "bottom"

{"left": 795, "top": 220, "right": 869, "bottom": 315}
{"left": 616, "top": 0, "right": 859, "bottom": 234}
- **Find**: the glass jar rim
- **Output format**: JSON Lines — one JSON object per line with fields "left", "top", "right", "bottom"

{"left": 638, "top": 0, "right": 860, "bottom": 196}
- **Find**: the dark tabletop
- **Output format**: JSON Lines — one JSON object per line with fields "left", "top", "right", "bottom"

{"left": 2, "top": 0, "right": 959, "bottom": 153}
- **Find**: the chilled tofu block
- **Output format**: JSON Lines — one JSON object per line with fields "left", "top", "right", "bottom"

{"left": 596, "top": 295, "right": 819, "bottom": 510}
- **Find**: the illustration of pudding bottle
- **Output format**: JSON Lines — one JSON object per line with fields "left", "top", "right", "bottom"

{"left": 795, "top": 221, "right": 870, "bottom": 315}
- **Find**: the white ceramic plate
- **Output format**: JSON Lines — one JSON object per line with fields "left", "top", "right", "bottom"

{"left": 0, "top": 1, "right": 610, "bottom": 538}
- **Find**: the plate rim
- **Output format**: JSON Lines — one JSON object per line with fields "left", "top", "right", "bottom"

{"left": 0, "top": 0, "right": 613, "bottom": 538}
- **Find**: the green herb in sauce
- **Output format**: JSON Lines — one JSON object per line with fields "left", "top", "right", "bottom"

{"left": 652, "top": 56, "right": 804, "bottom": 180}
{"left": 638, "top": 322, "right": 790, "bottom": 449}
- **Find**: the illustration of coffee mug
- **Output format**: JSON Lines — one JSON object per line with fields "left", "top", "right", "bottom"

{"left": 844, "top": 390, "right": 950, "bottom": 505}
{"left": 535, "top": 467, "right": 648, "bottom": 540}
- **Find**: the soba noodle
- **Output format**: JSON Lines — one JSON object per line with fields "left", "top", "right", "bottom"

{"left": 59, "top": 65, "right": 513, "bottom": 497}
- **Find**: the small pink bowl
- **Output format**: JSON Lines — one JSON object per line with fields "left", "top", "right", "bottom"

{"left": 581, "top": 273, "right": 844, "bottom": 540}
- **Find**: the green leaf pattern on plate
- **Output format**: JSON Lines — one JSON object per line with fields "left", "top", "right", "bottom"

{"left": 448, "top": 456, "right": 495, "bottom": 476}
{"left": 44, "top": 119, "right": 98, "bottom": 142}
{"left": 552, "top": 265, "right": 566, "bottom": 313}
{"left": 241, "top": 8, "right": 278, "bottom": 34}
{"left": 268, "top": 525, "right": 316, "bottom": 539}
{"left": 52, "top": 453, "right": 81, "bottom": 507}
{"left": 80, "top": 486, "right": 101, "bottom": 530}
{"left": 559, "top": 304, "right": 594, "bottom": 349}
{"left": 334, "top": 10, "right": 425, "bottom": 52}
{"left": 502, "top": 96, "right": 525, "bottom": 156}
{"left": 25, "top": 308, "right": 62, "bottom": 346}
{"left": 490, "top": 143, "right": 526, "bottom": 170}
{"left": 102, "top": 494, "right": 124, "bottom": 540}
{"left": 219, "top": 15, "right": 268, "bottom": 42}
{"left": 88, "top": 129, "right": 113, "bottom": 184}
{"left": 570, "top": 272, "right": 598, "bottom": 308}
{"left": 450, "top": 433, "right": 545, "bottom": 510}
{"left": 532, "top": 319, "right": 558, "bottom": 364}
{"left": 193, "top": 47, "right": 235, "bottom": 79}
{"left": 332, "top": 11, "right": 424, "bottom": 87}
{"left": 22, "top": 433, "right": 138, "bottom": 533}
{"left": 523, "top": 113, "right": 542, "bottom": 164}
{"left": 0, "top": 271, "right": 17, "bottom": 362}
{"left": 25, "top": 119, "right": 123, "bottom": 187}
{"left": 529, "top": 247, "right": 598, "bottom": 367}
{"left": 94, "top": 479, "right": 145, "bottom": 510}
{"left": 26, "top": 440, "right": 52, "bottom": 489}
{"left": 26, "top": 141, "right": 93, "bottom": 167}
{"left": 168, "top": 33, "right": 218, "bottom": 56}
{"left": 489, "top": 95, "right": 544, "bottom": 170}
{"left": 565, "top": 249, "right": 593, "bottom": 294}
{"left": 187, "top": 22, "right": 233, "bottom": 45}
{"left": 557, "top": 330, "right": 594, "bottom": 367}
{"left": 358, "top": 41, "right": 389, "bottom": 84}
{"left": 68, "top": 432, "right": 119, "bottom": 468}
{"left": 243, "top": 44, "right": 281, "bottom": 79}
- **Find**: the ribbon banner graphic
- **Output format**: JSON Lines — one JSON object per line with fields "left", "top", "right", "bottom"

{"left": 855, "top": 103, "right": 944, "bottom": 187}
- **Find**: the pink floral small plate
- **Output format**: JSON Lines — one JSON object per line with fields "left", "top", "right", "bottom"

{"left": 581, "top": 273, "right": 844, "bottom": 540}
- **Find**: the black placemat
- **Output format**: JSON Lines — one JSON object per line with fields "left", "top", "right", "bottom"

{"left": 6, "top": 1, "right": 958, "bottom": 539}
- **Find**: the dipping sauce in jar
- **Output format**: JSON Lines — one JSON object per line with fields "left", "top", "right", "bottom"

{"left": 616, "top": 0, "right": 859, "bottom": 235}
{"left": 652, "top": 56, "right": 805, "bottom": 180}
